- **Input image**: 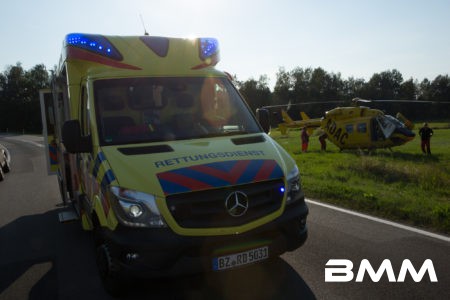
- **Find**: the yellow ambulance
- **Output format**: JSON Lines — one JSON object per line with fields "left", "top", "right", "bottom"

{"left": 40, "top": 33, "right": 308, "bottom": 294}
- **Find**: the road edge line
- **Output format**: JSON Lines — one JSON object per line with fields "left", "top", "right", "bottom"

{"left": 3, "top": 136, "right": 44, "bottom": 148}
{"left": 306, "top": 199, "right": 450, "bottom": 243}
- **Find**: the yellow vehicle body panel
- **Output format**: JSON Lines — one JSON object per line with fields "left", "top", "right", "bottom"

{"left": 57, "top": 33, "right": 301, "bottom": 238}
{"left": 100, "top": 133, "right": 295, "bottom": 235}
{"left": 41, "top": 33, "right": 308, "bottom": 284}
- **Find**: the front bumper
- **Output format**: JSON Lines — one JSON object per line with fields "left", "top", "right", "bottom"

{"left": 102, "top": 199, "right": 308, "bottom": 278}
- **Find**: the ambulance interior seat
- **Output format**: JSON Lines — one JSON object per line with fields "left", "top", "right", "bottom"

{"left": 102, "top": 116, "right": 135, "bottom": 139}
{"left": 170, "top": 93, "right": 200, "bottom": 138}
{"left": 99, "top": 94, "right": 136, "bottom": 140}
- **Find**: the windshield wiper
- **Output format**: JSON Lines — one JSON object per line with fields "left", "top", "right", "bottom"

{"left": 199, "top": 130, "right": 249, "bottom": 138}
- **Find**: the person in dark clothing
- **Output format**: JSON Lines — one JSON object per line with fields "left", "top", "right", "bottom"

{"left": 301, "top": 127, "right": 309, "bottom": 152}
{"left": 418, "top": 123, "right": 434, "bottom": 154}
{"left": 319, "top": 132, "right": 327, "bottom": 151}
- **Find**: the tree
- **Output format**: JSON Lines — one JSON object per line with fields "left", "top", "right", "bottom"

{"left": 273, "top": 67, "right": 293, "bottom": 105}
{"left": 238, "top": 75, "right": 272, "bottom": 113}
{"left": 322, "top": 71, "right": 344, "bottom": 100}
{"left": 417, "top": 78, "right": 428, "bottom": 100}
{"left": 363, "top": 69, "right": 403, "bottom": 100}
{"left": 427, "top": 75, "right": 450, "bottom": 119}
{"left": 0, "top": 63, "right": 26, "bottom": 132}
{"left": 429, "top": 75, "right": 450, "bottom": 101}
{"left": 343, "top": 77, "right": 366, "bottom": 99}
{"left": 24, "top": 64, "right": 50, "bottom": 132}
{"left": 291, "top": 67, "right": 312, "bottom": 102}
{"left": 0, "top": 63, "right": 50, "bottom": 133}
{"left": 399, "top": 78, "right": 417, "bottom": 100}
{"left": 309, "top": 67, "right": 327, "bottom": 100}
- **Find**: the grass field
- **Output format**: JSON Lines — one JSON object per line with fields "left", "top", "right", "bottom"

{"left": 271, "top": 123, "right": 450, "bottom": 234}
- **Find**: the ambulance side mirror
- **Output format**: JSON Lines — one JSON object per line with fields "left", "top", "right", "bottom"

{"left": 256, "top": 108, "right": 270, "bottom": 133}
{"left": 62, "top": 120, "right": 92, "bottom": 153}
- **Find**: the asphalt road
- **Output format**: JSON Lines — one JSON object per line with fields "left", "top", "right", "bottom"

{"left": 0, "top": 135, "right": 449, "bottom": 300}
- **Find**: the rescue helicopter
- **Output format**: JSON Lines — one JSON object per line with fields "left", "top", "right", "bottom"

{"left": 258, "top": 98, "right": 416, "bottom": 151}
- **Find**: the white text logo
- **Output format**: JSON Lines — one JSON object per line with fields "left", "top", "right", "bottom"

{"left": 325, "top": 259, "right": 438, "bottom": 282}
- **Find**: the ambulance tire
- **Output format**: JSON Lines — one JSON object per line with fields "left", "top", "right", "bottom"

{"left": 3, "top": 159, "right": 10, "bottom": 173}
{"left": 0, "top": 167, "right": 4, "bottom": 181}
{"left": 2, "top": 153, "right": 10, "bottom": 173}
{"left": 96, "top": 242, "right": 125, "bottom": 297}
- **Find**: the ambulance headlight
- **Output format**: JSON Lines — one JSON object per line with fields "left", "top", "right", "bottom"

{"left": 286, "top": 165, "right": 303, "bottom": 204}
{"left": 120, "top": 201, "right": 144, "bottom": 218}
{"left": 110, "top": 186, "right": 167, "bottom": 228}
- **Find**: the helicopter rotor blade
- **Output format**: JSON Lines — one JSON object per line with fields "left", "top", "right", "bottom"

{"left": 352, "top": 97, "right": 371, "bottom": 102}
{"left": 261, "top": 99, "right": 450, "bottom": 110}
{"left": 262, "top": 100, "right": 346, "bottom": 109}
{"left": 354, "top": 98, "right": 450, "bottom": 104}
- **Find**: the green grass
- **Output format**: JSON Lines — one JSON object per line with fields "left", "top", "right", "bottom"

{"left": 272, "top": 123, "right": 450, "bottom": 234}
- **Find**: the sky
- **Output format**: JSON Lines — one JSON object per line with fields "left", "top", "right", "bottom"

{"left": 1, "top": 0, "right": 449, "bottom": 89}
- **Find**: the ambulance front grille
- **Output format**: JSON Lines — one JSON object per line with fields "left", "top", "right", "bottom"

{"left": 166, "top": 179, "right": 285, "bottom": 228}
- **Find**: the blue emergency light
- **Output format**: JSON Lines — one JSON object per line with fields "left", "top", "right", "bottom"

{"left": 199, "top": 38, "right": 219, "bottom": 60}
{"left": 66, "top": 33, "right": 122, "bottom": 60}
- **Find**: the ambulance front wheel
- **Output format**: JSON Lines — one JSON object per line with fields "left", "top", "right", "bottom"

{"left": 94, "top": 223, "right": 126, "bottom": 296}
{"left": 96, "top": 242, "right": 125, "bottom": 296}
{"left": 2, "top": 156, "right": 10, "bottom": 173}
{"left": 3, "top": 160, "right": 10, "bottom": 173}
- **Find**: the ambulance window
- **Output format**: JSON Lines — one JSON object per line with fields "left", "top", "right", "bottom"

{"left": 128, "top": 85, "right": 167, "bottom": 109}
{"left": 94, "top": 77, "right": 261, "bottom": 145}
{"left": 198, "top": 77, "right": 260, "bottom": 135}
{"left": 200, "top": 78, "right": 232, "bottom": 127}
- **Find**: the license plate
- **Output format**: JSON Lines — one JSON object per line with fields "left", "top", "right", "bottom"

{"left": 212, "top": 246, "right": 269, "bottom": 271}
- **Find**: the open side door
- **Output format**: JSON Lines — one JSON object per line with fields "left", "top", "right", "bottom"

{"left": 39, "top": 88, "right": 72, "bottom": 207}
{"left": 39, "top": 89, "right": 58, "bottom": 175}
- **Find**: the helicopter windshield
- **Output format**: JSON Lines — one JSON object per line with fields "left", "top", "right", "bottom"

{"left": 385, "top": 115, "right": 406, "bottom": 128}
{"left": 375, "top": 115, "right": 398, "bottom": 138}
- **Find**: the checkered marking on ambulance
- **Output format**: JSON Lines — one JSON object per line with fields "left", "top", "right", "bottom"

{"left": 91, "top": 153, "right": 115, "bottom": 185}
{"left": 157, "top": 159, "right": 283, "bottom": 195}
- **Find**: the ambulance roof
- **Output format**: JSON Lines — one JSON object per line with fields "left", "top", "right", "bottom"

{"left": 59, "top": 33, "right": 223, "bottom": 80}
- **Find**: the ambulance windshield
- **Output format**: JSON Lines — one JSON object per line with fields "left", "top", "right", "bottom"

{"left": 94, "top": 77, "right": 261, "bottom": 145}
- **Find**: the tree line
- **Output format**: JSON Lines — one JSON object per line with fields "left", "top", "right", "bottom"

{"left": 237, "top": 67, "right": 450, "bottom": 123}
{"left": 0, "top": 63, "right": 449, "bottom": 133}
{"left": 0, "top": 63, "right": 50, "bottom": 133}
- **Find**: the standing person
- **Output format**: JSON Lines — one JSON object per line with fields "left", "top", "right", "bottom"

{"left": 319, "top": 132, "right": 327, "bottom": 151}
{"left": 419, "top": 122, "right": 434, "bottom": 155}
{"left": 301, "top": 127, "right": 309, "bottom": 152}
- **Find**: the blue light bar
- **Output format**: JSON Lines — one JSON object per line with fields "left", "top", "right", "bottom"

{"left": 199, "top": 38, "right": 219, "bottom": 60}
{"left": 66, "top": 33, "right": 122, "bottom": 60}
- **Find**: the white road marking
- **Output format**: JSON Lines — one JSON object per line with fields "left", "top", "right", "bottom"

{"left": 0, "top": 262, "right": 53, "bottom": 299}
{"left": 2, "top": 136, "right": 44, "bottom": 148}
{"left": 306, "top": 199, "right": 450, "bottom": 243}
{"left": 18, "top": 139, "right": 44, "bottom": 148}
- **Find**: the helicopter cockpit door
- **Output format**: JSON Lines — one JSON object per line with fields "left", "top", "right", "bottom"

{"left": 375, "top": 116, "right": 396, "bottom": 139}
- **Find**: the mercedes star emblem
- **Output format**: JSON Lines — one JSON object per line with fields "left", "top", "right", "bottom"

{"left": 225, "top": 191, "right": 249, "bottom": 217}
